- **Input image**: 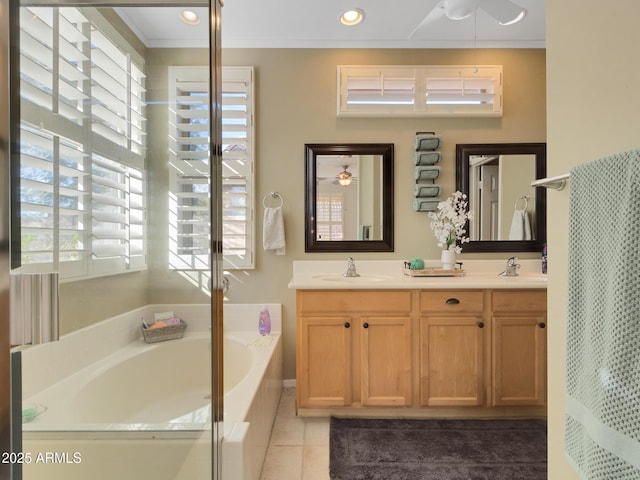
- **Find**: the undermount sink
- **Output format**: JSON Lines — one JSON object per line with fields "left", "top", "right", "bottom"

{"left": 312, "top": 274, "right": 391, "bottom": 283}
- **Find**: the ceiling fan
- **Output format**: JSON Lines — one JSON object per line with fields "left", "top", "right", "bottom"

{"left": 317, "top": 165, "right": 357, "bottom": 186}
{"left": 335, "top": 165, "right": 354, "bottom": 186}
{"left": 409, "top": 0, "right": 527, "bottom": 38}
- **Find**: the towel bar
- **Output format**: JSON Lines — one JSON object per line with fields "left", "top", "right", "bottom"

{"left": 531, "top": 173, "right": 570, "bottom": 190}
{"left": 263, "top": 191, "right": 284, "bottom": 208}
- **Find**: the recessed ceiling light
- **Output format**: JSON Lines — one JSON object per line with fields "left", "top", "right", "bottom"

{"left": 340, "top": 9, "right": 365, "bottom": 26}
{"left": 180, "top": 10, "right": 201, "bottom": 26}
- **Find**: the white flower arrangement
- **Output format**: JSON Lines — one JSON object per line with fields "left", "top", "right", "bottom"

{"left": 428, "top": 191, "right": 472, "bottom": 254}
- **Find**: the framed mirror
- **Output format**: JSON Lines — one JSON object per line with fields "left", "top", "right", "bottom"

{"left": 305, "top": 143, "right": 394, "bottom": 252}
{"left": 456, "top": 143, "right": 546, "bottom": 253}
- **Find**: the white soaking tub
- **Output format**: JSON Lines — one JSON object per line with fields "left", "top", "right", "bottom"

{"left": 19, "top": 304, "right": 283, "bottom": 480}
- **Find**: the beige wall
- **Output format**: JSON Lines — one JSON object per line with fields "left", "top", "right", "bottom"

{"left": 52, "top": 46, "right": 545, "bottom": 381}
{"left": 546, "top": 1, "right": 640, "bottom": 478}
{"left": 222, "top": 48, "right": 546, "bottom": 379}
{"left": 55, "top": 46, "right": 545, "bottom": 379}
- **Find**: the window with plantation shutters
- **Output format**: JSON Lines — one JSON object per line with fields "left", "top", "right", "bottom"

{"left": 168, "top": 66, "right": 255, "bottom": 271}
{"left": 338, "top": 65, "right": 502, "bottom": 117}
{"left": 316, "top": 194, "right": 344, "bottom": 241}
{"left": 17, "top": 6, "right": 146, "bottom": 280}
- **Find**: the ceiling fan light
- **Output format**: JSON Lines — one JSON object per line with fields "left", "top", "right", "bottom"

{"left": 340, "top": 9, "right": 365, "bottom": 26}
{"left": 337, "top": 167, "right": 353, "bottom": 186}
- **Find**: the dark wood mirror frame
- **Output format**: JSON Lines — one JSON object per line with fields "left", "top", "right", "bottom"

{"left": 456, "top": 142, "right": 547, "bottom": 253}
{"left": 304, "top": 143, "right": 394, "bottom": 252}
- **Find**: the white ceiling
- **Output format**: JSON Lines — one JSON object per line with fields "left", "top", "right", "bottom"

{"left": 115, "top": 0, "right": 545, "bottom": 49}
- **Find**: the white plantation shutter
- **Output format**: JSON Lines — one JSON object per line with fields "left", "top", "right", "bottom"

{"left": 316, "top": 194, "right": 344, "bottom": 241}
{"left": 19, "top": 125, "right": 88, "bottom": 277}
{"left": 338, "top": 65, "right": 502, "bottom": 117}
{"left": 90, "top": 155, "right": 146, "bottom": 274}
{"left": 222, "top": 67, "right": 253, "bottom": 268}
{"left": 168, "top": 66, "right": 254, "bottom": 271}
{"left": 17, "top": 6, "right": 146, "bottom": 279}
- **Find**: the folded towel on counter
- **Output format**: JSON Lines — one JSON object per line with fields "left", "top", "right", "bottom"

{"left": 508, "top": 209, "right": 532, "bottom": 240}
{"left": 413, "top": 198, "right": 441, "bottom": 212}
{"left": 414, "top": 151, "right": 441, "bottom": 166}
{"left": 414, "top": 134, "right": 441, "bottom": 151}
{"left": 415, "top": 166, "right": 441, "bottom": 182}
{"left": 565, "top": 149, "right": 640, "bottom": 478}
{"left": 413, "top": 184, "right": 441, "bottom": 198}
{"left": 263, "top": 206, "right": 286, "bottom": 255}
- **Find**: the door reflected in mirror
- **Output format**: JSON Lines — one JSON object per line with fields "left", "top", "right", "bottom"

{"left": 305, "top": 143, "right": 394, "bottom": 252}
{"left": 468, "top": 153, "right": 536, "bottom": 241}
{"left": 456, "top": 143, "right": 546, "bottom": 253}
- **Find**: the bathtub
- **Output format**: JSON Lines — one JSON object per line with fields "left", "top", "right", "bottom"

{"left": 19, "top": 304, "right": 283, "bottom": 480}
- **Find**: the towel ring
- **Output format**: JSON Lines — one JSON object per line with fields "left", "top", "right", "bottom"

{"left": 514, "top": 195, "right": 529, "bottom": 211}
{"left": 263, "top": 192, "right": 284, "bottom": 208}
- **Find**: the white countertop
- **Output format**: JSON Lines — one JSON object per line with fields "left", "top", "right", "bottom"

{"left": 288, "top": 259, "right": 548, "bottom": 290}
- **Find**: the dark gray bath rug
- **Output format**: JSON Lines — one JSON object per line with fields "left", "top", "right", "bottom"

{"left": 329, "top": 417, "right": 547, "bottom": 480}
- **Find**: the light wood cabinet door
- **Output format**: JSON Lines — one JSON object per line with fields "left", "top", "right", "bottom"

{"left": 420, "top": 315, "right": 486, "bottom": 406}
{"left": 360, "top": 316, "right": 412, "bottom": 406}
{"left": 297, "top": 316, "right": 352, "bottom": 408}
{"left": 491, "top": 315, "right": 547, "bottom": 406}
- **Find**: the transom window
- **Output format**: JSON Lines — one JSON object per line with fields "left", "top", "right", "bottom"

{"left": 338, "top": 65, "right": 502, "bottom": 117}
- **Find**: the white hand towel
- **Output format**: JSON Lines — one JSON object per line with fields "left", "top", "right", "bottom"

{"left": 263, "top": 206, "right": 286, "bottom": 255}
{"left": 508, "top": 209, "right": 532, "bottom": 240}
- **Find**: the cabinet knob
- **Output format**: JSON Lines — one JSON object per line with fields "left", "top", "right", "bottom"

{"left": 363, "top": 322, "right": 369, "bottom": 329}
{"left": 445, "top": 298, "right": 460, "bottom": 305}
{"left": 538, "top": 322, "right": 546, "bottom": 329}
{"left": 344, "top": 322, "right": 350, "bottom": 328}
{"left": 477, "top": 322, "right": 485, "bottom": 328}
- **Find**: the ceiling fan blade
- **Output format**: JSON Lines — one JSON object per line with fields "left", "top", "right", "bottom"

{"left": 408, "top": 1, "right": 447, "bottom": 38}
{"left": 477, "top": 0, "right": 527, "bottom": 25}
{"left": 443, "top": 0, "right": 478, "bottom": 20}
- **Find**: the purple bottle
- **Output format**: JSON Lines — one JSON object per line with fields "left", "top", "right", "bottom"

{"left": 259, "top": 306, "right": 271, "bottom": 335}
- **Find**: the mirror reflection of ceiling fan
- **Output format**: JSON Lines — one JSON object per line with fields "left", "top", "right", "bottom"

{"left": 335, "top": 165, "right": 355, "bottom": 186}
{"left": 317, "top": 165, "right": 358, "bottom": 186}
{"left": 409, "top": 0, "right": 527, "bottom": 38}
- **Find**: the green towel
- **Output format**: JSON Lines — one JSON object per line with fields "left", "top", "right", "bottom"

{"left": 414, "top": 151, "right": 441, "bottom": 166}
{"left": 565, "top": 148, "right": 640, "bottom": 477}
{"left": 414, "top": 166, "right": 440, "bottom": 182}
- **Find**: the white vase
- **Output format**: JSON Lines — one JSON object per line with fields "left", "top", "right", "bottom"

{"left": 441, "top": 249, "right": 456, "bottom": 270}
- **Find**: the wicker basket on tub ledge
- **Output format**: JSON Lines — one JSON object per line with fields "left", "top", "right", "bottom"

{"left": 141, "top": 320, "right": 188, "bottom": 344}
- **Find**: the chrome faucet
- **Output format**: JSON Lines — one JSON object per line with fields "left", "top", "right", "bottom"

{"left": 500, "top": 256, "right": 521, "bottom": 277}
{"left": 343, "top": 257, "right": 360, "bottom": 277}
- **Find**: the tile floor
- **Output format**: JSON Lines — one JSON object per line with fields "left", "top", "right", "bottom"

{"left": 259, "top": 387, "right": 330, "bottom": 480}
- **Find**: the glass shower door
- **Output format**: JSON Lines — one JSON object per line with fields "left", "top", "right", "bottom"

{"left": 9, "top": 1, "right": 223, "bottom": 478}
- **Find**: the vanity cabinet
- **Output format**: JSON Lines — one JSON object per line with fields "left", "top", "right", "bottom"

{"left": 419, "top": 290, "right": 487, "bottom": 407}
{"left": 296, "top": 288, "right": 547, "bottom": 415}
{"left": 491, "top": 290, "right": 547, "bottom": 406}
{"left": 296, "top": 290, "right": 413, "bottom": 409}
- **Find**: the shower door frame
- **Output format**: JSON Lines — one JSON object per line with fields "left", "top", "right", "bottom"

{"left": 1, "top": 0, "right": 12, "bottom": 477}
{"left": 4, "top": 0, "right": 225, "bottom": 478}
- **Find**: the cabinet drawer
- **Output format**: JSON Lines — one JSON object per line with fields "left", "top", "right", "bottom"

{"left": 492, "top": 291, "right": 547, "bottom": 313}
{"left": 299, "top": 290, "right": 412, "bottom": 314}
{"left": 420, "top": 290, "right": 484, "bottom": 313}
